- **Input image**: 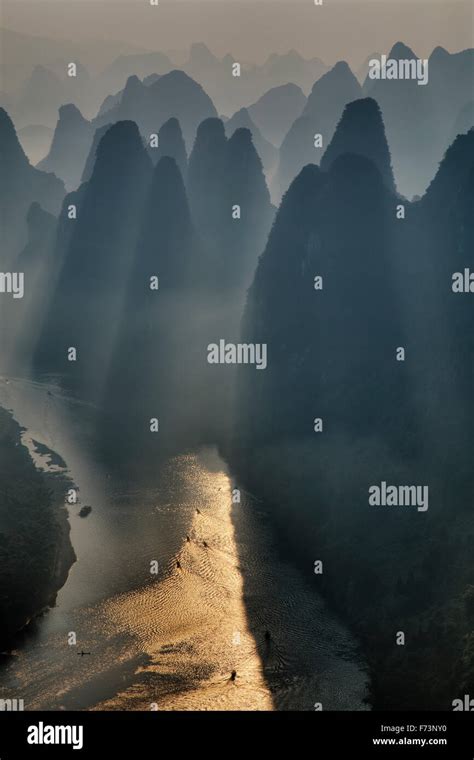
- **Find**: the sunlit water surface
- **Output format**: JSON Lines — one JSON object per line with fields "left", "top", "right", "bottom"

{"left": 0, "top": 376, "right": 369, "bottom": 711}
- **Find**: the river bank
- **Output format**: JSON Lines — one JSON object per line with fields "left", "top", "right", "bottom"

{"left": 0, "top": 405, "right": 76, "bottom": 650}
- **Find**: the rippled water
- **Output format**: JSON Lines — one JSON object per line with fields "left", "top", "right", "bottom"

{"left": 0, "top": 376, "right": 369, "bottom": 710}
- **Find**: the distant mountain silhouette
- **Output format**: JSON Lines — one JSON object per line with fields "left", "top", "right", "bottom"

{"left": 183, "top": 44, "right": 326, "bottom": 116}
{"left": 13, "top": 65, "right": 66, "bottom": 128}
{"left": 142, "top": 73, "right": 162, "bottom": 87}
{"left": 129, "top": 155, "right": 196, "bottom": 289}
{"left": 18, "top": 201, "right": 56, "bottom": 267}
{"left": 12, "top": 60, "right": 96, "bottom": 129}
{"left": 429, "top": 46, "right": 474, "bottom": 132}
{"left": 450, "top": 102, "right": 474, "bottom": 144}
{"left": 96, "top": 74, "right": 163, "bottom": 119}
{"left": 186, "top": 119, "right": 275, "bottom": 445}
{"left": 81, "top": 123, "right": 112, "bottom": 183}
{"left": 0, "top": 91, "right": 14, "bottom": 114}
{"left": 149, "top": 117, "right": 187, "bottom": 178}
{"left": 0, "top": 26, "right": 146, "bottom": 97}
{"left": 92, "top": 70, "right": 217, "bottom": 151}
{"left": 260, "top": 50, "right": 326, "bottom": 93}
{"left": 276, "top": 61, "right": 362, "bottom": 199}
{"left": 321, "top": 97, "right": 396, "bottom": 193}
{"left": 422, "top": 129, "right": 474, "bottom": 216}
{"left": 187, "top": 117, "right": 229, "bottom": 284}
{"left": 0, "top": 107, "right": 64, "bottom": 263}
{"left": 187, "top": 42, "right": 218, "bottom": 70}
{"left": 37, "top": 104, "right": 93, "bottom": 190}
{"left": 223, "top": 127, "right": 274, "bottom": 289}
{"left": 182, "top": 44, "right": 242, "bottom": 115}
{"left": 188, "top": 118, "right": 274, "bottom": 291}
{"left": 247, "top": 83, "right": 306, "bottom": 147}
{"left": 363, "top": 42, "right": 474, "bottom": 198}
{"left": 99, "top": 51, "right": 173, "bottom": 96}
{"left": 356, "top": 53, "right": 380, "bottom": 83}
{"left": 363, "top": 42, "right": 433, "bottom": 198}
{"left": 102, "top": 156, "right": 205, "bottom": 459}
{"left": 225, "top": 107, "right": 277, "bottom": 173}
{"left": 7, "top": 203, "right": 58, "bottom": 373}
{"left": 117, "top": 74, "right": 148, "bottom": 115}
{"left": 96, "top": 90, "right": 122, "bottom": 119}
{"left": 17, "top": 124, "right": 53, "bottom": 165}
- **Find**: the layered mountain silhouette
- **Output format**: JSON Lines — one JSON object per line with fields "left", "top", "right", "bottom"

{"left": 19, "top": 201, "right": 56, "bottom": 268}
{"left": 96, "top": 90, "right": 123, "bottom": 120}
{"left": 223, "top": 127, "right": 275, "bottom": 289}
{"left": 0, "top": 107, "right": 64, "bottom": 263}
{"left": 0, "top": 26, "right": 147, "bottom": 96}
{"left": 3, "top": 29, "right": 474, "bottom": 710}
{"left": 224, "top": 107, "right": 277, "bottom": 174}
{"left": 187, "top": 118, "right": 274, "bottom": 292}
{"left": 92, "top": 70, "right": 217, "bottom": 151}
{"left": 413, "top": 130, "right": 474, "bottom": 444}
{"left": 99, "top": 51, "right": 173, "bottom": 97}
{"left": 81, "top": 123, "right": 112, "bottom": 183}
{"left": 247, "top": 83, "right": 306, "bottom": 147}
{"left": 363, "top": 42, "right": 474, "bottom": 197}
{"left": 148, "top": 117, "right": 187, "bottom": 178}
{"left": 238, "top": 151, "right": 408, "bottom": 450}
{"left": 428, "top": 45, "right": 474, "bottom": 148}
{"left": 34, "top": 120, "right": 153, "bottom": 400}
{"left": 37, "top": 104, "right": 93, "bottom": 190}
{"left": 7, "top": 203, "right": 58, "bottom": 374}
{"left": 101, "top": 156, "right": 206, "bottom": 462}
{"left": 356, "top": 53, "right": 380, "bottom": 83}
{"left": 232, "top": 126, "right": 474, "bottom": 709}
{"left": 320, "top": 97, "right": 396, "bottom": 193}
{"left": 17, "top": 124, "right": 53, "bottom": 165}
{"left": 12, "top": 65, "right": 67, "bottom": 129}
{"left": 450, "top": 102, "right": 474, "bottom": 144}
{"left": 183, "top": 44, "right": 327, "bottom": 115}
{"left": 1, "top": 20, "right": 474, "bottom": 712}
{"left": 276, "top": 61, "right": 362, "bottom": 199}
{"left": 11, "top": 61, "right": 97, "bottom": 129}
{"left": 187, "top": 117, "right": 230, "bottom": 285}
{"left": 259, "top": 50, "right": 326, "bottom": 95}
{"left": 185, "top": 118, "right": 275, "bottom": 445}
{"left": 240, "top": 125, "right": 474, "bottom": 456}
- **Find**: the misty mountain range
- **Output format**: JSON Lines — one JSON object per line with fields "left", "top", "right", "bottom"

{"left": 1, "top": 32, "right": 473, "bottom": 709}
{"left": 231, "top": 122, "right": 474, "bottom": 708}
{"left": 3, "top": 36, "right": 471, "bottom": 222}
{"left": 0, "top": 28, "right": 327, "bottom": 123}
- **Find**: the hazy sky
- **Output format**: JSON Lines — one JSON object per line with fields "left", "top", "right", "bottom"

{"left": 2, "top": 0, "right": 472, "bottom": 67}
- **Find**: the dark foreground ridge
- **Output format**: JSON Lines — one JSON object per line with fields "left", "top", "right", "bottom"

{"left": 0, "top": 406, "right": 76, "bottom": 649}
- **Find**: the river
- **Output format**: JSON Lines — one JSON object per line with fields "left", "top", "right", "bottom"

{"left": 0, "top": 376, "right": 369, "bottom": 711}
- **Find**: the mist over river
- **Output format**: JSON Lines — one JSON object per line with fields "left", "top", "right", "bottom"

{"left": 0, "top": 376, "right": 369, "bottom": 710}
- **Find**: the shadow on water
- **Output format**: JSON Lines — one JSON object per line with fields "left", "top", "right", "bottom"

{"left": 228, "top": 479, "right": 371, "bottom": 711}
